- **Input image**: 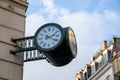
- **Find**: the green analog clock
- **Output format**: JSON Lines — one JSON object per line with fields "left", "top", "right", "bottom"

{"left": 34, "top": 23, "right": 77, "bottom": 66}
{"left": 34, "top": 23, "right": 64, "bottom": 52}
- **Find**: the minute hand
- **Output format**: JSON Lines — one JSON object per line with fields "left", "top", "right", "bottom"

{"left": 49, "top": 31, "right": 58, "bottom": 37}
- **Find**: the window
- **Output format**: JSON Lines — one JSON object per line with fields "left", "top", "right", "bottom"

{"left": 105, "top": 75, "right": 111, "bottom": 80}
{"left": 98, "top": 50, "right": 111, "bottom": 69}
{"left": 91, "top": 62, "right": 98, "bottom": 74}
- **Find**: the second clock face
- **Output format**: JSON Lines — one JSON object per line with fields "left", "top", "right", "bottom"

{"left": 68, "top": 28, "right": 77, "bottom": 58}
{"left": 36, "top": 24, "right": 62, "bottom": 50}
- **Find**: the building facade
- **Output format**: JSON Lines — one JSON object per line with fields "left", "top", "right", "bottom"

{"left": 113, "top": 37, "right": 120, "bottom": 80}
{"left": 76, "top": 37, "right": 120, "bottom": 80}
{"left": 0, "top": 0, "right": 28, "bottom": 80}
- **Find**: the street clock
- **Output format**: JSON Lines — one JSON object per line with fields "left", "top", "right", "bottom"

{"left": 34, "top": 23, "right": 77, "bottom": 66}
{"left": 11, "top": 23, "right": 77, "bottom": 67}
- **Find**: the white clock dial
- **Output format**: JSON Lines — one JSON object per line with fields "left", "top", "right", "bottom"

{"left": 36, "top": 25, "right": 62, "bottom": 49}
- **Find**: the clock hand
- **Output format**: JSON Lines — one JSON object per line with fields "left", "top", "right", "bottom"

{"left": 50, "top": 33, "right": 55, "bottom": 37}
{"left": 46, "top": 35, "right": 54, "bottom": 40}
{"left": 45, "top": 33, "right": 55, "bottom": 39}
{"left": 47, "top": 31, "right": 58, "bottom": 38}
{"left": 45, "top": 35, "right": 58, "bottom": 42}
{"left": 45, "top": 35, "right": 50, "bottom": 40}
{"left": 50, "top": 38, "right": 58, "bottom": 42}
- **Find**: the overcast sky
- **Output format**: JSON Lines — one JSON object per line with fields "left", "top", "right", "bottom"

{"left": 23, "top": 0, "right": 120, "bottom": 80}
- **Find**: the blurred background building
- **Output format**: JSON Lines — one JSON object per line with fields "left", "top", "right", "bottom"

{"left": 75, "top": 36, "right": 120, "bottom": 80}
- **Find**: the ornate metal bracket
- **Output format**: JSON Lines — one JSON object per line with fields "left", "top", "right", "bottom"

{"left": 10, "top": 36, "right": 46, "bottom": 62}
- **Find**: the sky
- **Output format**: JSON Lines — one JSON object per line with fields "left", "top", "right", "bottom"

{"left": 23, "top": 0, "right": 120, "bottom": 80}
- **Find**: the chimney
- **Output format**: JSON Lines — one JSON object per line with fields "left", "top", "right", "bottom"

{"left": 102, "top": 40, "right": 107, "bottom": 50}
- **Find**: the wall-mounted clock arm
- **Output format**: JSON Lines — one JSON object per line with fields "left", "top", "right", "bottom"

{"left": 10, "top": 36, "right": 46, "bottom": 62}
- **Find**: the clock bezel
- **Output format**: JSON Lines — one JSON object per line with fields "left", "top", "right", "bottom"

{"left": 34, "top": 23, "right": 65, "bottom": 52}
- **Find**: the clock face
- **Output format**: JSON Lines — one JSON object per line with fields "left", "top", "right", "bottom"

{"left": 34, "top": 23, "right": 63, "bottom": 51}
{"left": 68, "top": 28, "right": 77, "bottom": 58}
